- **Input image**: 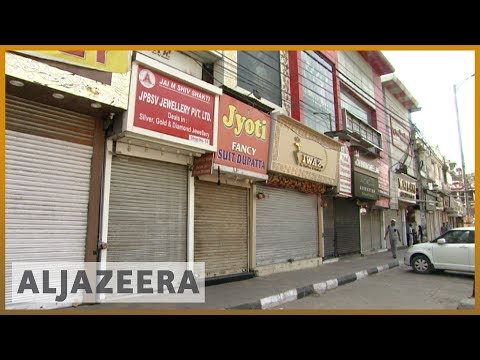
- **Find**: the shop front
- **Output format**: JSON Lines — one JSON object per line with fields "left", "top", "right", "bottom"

{"left": 255, "top": 113, "right": 341, "bottom": 275}
{"left": 352, "top": 155, "right": 380, "bottom": 254}
{"left": 193, "top": 94, "right": 270, "bottom": 280}
{"left": 5, "top": 51, "right": 129, "bottom": 309}
{"left": 396, "top": 173, "right": 417, "bottom": 245}
{"left": 323, "top": 143, "right": 352, "bottom": 259}
{"left": 102, "top": 53, "right": 221, "bottom": 267}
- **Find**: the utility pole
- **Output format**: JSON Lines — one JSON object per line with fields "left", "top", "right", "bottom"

{"left": 453, "top": 74, "right": 474, "bottom": 222}
{"left": 410, "top": 116, "right": 426, "bottom": 234}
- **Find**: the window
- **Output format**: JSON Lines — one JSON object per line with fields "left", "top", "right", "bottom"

{"left": 237, "top": 51, "right": 282, "bottom": 106}
{"left": 343, "top": 109, "right": 382, "bottom": 149}
{"left": 468, "top": 231, "right": 475, "bottom": 244}
{"left": 440, "top": 230, "right": 471, "bottom": 244}
{"left": 340, "top": 85, "right": 372, "bottom": 125}
{"left": 300, "top": 51, "right": 336, "bottom": 133}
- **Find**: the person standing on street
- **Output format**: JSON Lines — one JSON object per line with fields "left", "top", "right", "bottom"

{"left": 418, "top": 224, "right": 423, "bottom": 243}
{"left": 441, "top": 223, "right": 447, "bottom": 234}
{"left": 384, "top": 219, "right": 401, "bottom": 259}
{"left": 407, "top": 223, "right": 413, "bottom": 247}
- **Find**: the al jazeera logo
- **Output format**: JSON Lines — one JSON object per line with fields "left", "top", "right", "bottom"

{"left": 139, "top": 68, "right": 156, "bottom": 89}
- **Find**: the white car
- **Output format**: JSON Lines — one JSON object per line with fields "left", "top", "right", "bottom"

{"left": 404, "top": 227, "right": 475, "bottom": 274}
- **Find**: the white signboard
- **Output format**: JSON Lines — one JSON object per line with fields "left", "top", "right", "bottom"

{"left": 338, "top": 144, "right": 352, "bottom": 197}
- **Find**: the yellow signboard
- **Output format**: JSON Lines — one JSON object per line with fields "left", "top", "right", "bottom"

{"left": 15, "top": 50, "right": 130, "bottom": 73}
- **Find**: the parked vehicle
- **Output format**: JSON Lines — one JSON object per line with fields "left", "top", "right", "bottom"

{"left": 404, "top": 227, "right": 475, "bottom": 274}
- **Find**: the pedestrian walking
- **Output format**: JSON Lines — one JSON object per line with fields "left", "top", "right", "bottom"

{"left": 384, "top": 219, "right": 401, "bottom": 259}
{"left": 441, "top": 223, "right": 447, "bottom": 234}
{"left": 412, "top": 225, "right": 418, "bottom": 244}
{"left": 407, "top": 223, "right": 413, "bottom": 247}
{"left": 418, "top": 224, "right": 423, "bottom": 243}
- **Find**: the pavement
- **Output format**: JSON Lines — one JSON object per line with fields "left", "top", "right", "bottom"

{"left": 80, "top": 248, "right": 405, "bottom": 310}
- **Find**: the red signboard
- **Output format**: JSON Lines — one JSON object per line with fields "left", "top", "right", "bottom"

{"left": 214, "top": 94, "right": 270, "bottom": 175}
{"left": 192, "top": 153, "right": 214, "bottom": 177}
{"left": 377, "top": 160, "right": 390, "bottom": 197}
{"left": 133, "top": 64, "right": 215, "bottom": 145}
{"left": 375, "top": 197, "right": 390, "bottom": 209}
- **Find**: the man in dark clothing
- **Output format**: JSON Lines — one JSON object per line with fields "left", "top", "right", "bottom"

{"left": 418, "top": 225, "right": 423, "bottom": 243}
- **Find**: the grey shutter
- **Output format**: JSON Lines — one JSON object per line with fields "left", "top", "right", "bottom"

{"left": 335, "top": 198, "right": 360, "bottom": 256}
{"left": 107, "top": 155, "right": 187, "bottom": 262}
{"left": 194, "top": 180, "right": 248, "bottom": 278}
{"left": 6, "top": 96, "right": 95, "bottom": 309}
{"left": 360, "top": 210, "right": 372, "bottom": 253}
{"left": 371, "top": 209, "right": 382, "bottom": 251}
{"left": 256, "top": 185, "right": 318, "bottom": 266}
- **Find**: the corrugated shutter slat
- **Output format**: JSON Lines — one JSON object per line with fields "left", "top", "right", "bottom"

{"left": 107, "top": 155, "right": 188, "bottom": 263}
{"left": 256, "top": 185, "right": 318, "bottom": 266}
{"left": 194, "top": 181, "right": 248, "bottom": 278}
{"left": 335, "top": 198, "right": 360, "bottom": 256}
{"left": 5, "top": 129, "right": 93, "bottom": 309}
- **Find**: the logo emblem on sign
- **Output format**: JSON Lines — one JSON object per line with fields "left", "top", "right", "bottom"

{"left": 293, "top": 137, "right": 326, "bottom": 172}
{"left": 139, "top": 69, "right": 156, "bottom": 89}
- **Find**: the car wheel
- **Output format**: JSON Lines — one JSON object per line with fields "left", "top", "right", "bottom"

{"left": 411, "top": 254, "right": 433, "bottom": 274}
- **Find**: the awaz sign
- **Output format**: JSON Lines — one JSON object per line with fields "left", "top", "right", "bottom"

{"left": 10, "top": 262, "right": 205, "bottom": 308}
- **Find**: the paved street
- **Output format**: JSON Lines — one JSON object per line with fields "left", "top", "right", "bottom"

{"left": 274, "top": 263, "right": 474, "bottom": 310}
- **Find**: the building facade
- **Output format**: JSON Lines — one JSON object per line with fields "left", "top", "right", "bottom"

{"left": 381, "top": 73, "right": 420, "bottom": 246}
{"left": 5, "top": 50, "right": 131, "bottom": 308}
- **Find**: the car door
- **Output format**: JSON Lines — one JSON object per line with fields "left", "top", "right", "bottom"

{"left": 431, "top": 230, "right": 471, "bottom": 271}
{"left": 467, "top": 231, "right": 475, "bottom": 271}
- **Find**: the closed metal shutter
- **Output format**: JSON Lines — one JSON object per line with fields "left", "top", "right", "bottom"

{"left": 360, "top": 209, "right": 382, "bottom": 253}
{"left": 371, "top": 209, "right": 382, "bottom": 250}
{"left": 360, "top": 210, "right": 372, "bottom": 253}
{"left": 194, "top": 181, "right": 248, "bottom": 278}
{"left": 6, "top": 96, "right": 95, "bottom": 309}
{"left": 256, "top": 185, "right": 318, "bottom": 266}
{"left": 107, "top": 155, "right": 187, "bottom": 262}
{"left": 335, "top": 198, "right": 360, "bottom": 256}
{"left": 323, "top": 197, "right": 336, "bottom": 259}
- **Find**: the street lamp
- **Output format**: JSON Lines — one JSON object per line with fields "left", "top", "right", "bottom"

{"left": 453, "top": 73, "right": 474, "bottom": 221}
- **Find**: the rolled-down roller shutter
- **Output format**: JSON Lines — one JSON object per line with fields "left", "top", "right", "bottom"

{"left": 371, "top": 209, "right": 382, "bottom": 250}
{"left": 335, "top": 198, "right": 360, "bottom": 256}
{"left": 107, "top": 155, "right": 188, "bottom": 262}
{"left": 256, "top": 185, "right": 318, "bottom": 266}
{"left": 360, "top": 210, "right": 372, "bottom": 253}
{"left": 5, "top": 95, "right": 95, "bottom": 309}
{"left": 360, "top": 209, "right": 382, "bottom": 253}
{"left": 194, "top": 180, "right": 248, "bottom": 278}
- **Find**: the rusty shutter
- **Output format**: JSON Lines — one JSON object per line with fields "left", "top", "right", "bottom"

{"left": 5, "top": 95, "right": 95, "bottom": 309}
{"left": 194, "top": 180, "right": 248, "bottom": 278}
